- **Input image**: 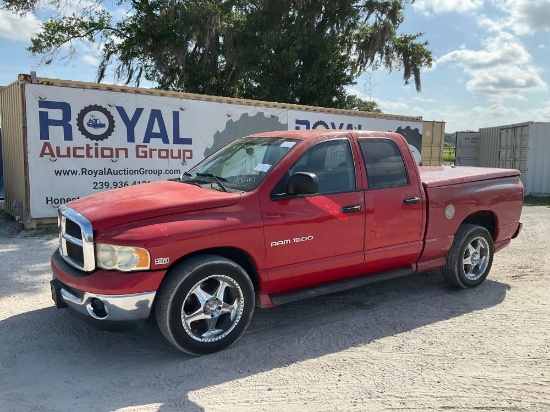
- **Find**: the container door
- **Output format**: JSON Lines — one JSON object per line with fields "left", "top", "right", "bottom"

{"left": 517, "top": 125, "right": 529, "bottom": 186}
{"left": 455, "top": 132, "right": 479, "bottom": 166}
{"left": 499, "top": 124, "right": 530, "bottom": 184}
{"left": 421, "top": 121, "right": 445, "bottom": 166}
{"left": 499, "top": 127, "right": 514, "bottom": 169}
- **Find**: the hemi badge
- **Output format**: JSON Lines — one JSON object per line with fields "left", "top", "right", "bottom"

{"left": 155, "top": 257, "right": 170, "bottom": 265}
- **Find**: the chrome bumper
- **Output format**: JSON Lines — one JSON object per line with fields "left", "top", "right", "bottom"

{"left": 53, "top": 278, "right": 155, "bottom": 323}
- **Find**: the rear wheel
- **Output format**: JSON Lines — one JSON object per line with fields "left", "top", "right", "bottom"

{"left": 156, "top": 255, "right": 255, "bottom": 355}
{"left": 442, "top": 224, "right": 494, "bottom": 288}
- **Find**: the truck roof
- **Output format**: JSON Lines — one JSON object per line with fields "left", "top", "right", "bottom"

{"left": 251, "top": 130, "right": 401, "bottom": 141}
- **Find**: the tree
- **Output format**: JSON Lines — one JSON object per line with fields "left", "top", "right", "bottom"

{"left": 444, "top": 133, "right": 456, "bottom": 147}
{"left": 3, "top": 0, "right": 433, "bottom": 109}
{"left": 343, "top": 95, "right": 382, "bottom": 112}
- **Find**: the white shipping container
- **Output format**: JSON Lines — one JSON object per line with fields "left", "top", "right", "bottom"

{"left": 478, "top": 122, "right": 550, "bottom": 196}
{"left": 455, "top": 131, "right": 479, "bottom": 166}
{"left": 525, "top": 123, "right": 550, "bottom": 196}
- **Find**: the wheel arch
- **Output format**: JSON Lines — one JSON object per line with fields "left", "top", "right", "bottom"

{"left": 163, "top": 247, "right": 261, "bottom": 293}
{"left": 461, "top": 211, "right": 497, "bottom": 239}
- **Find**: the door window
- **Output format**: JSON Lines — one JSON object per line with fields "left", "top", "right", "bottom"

{"left": 274, "top": 139, "right": 356, "bottom": 196}
{"left": 359, "top": 139, "right": 409, "bottom": 189}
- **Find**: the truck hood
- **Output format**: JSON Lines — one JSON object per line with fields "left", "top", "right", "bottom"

{"left": 67, "top": 181, "right": 241, "bottom": 230}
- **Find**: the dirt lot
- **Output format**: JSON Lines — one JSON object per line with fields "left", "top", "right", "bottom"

{"left": 0, "top": 204, "right": 549, "bottom": 411}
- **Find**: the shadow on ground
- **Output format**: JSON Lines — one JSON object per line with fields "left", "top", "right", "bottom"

{"left": 0, "top": 273, "right": 510, "bottom": 411}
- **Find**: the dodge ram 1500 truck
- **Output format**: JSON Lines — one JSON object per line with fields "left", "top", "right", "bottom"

{"left": 51, "top": 130, "right": 523, "bottom": 355}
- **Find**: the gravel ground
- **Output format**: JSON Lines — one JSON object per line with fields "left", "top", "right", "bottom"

{"left": 0, "top": 203, "right": 549, "bottom": 411}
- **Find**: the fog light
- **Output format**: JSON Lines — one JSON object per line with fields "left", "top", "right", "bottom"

{"left": 87, "top": 298, "right": 108, "bottom": 319}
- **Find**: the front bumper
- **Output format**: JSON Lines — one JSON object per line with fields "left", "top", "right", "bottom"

{"left": 51, "top": 250, "right": 166, "bottom": 331}
{"left": 51, "top": 277, "right": 156, "bottom": 330}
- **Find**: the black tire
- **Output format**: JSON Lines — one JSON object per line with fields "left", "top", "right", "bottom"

{"left": 155, "top": 255, "right": 255, "bottom": 355}
{"left": 442, "top": 224, "right": 494, "bottom": 288}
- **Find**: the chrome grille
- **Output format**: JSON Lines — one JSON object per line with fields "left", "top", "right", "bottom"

{"left": 65, "top": 219, "right": 82, "bottom": 239}
{"left": 66, "top": 242, "right": 84, "bottom": 266}
{"left": 58, "top": 206, "right": 95, "bottom": 271}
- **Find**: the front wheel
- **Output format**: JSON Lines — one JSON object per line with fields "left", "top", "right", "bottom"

{"left": 442, "top": 224, "right": 494, "bottom": 288}
{"left": 155, "top": 255, "right": 255, "bottom": 355}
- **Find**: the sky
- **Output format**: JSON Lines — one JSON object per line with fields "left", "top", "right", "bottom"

{"left": 1, "top": 0, "right": 549, "bottom": 133}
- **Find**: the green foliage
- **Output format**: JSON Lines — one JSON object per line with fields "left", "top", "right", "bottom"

{"left": 28, "top": 11, "right": 116, "bottom": 64}
{"left": 23, "top": 225, "right": 59, "bottom": 238}
{"left": 343, "top": 95, "right": 382, "bottom": 112}
{"left": 443, "top": 142, "right": 455, "bottom": 164}
{"left": 524, "top": 195, "right": 550, "bottom": 207}
{"left": 444, "top": 133, "right": 456, "bottom": 147}
{"left": 2, "top": 0, "right": 433, "bottom": 107}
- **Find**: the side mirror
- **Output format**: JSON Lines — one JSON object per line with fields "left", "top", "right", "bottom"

{"left": 286, "top": 172, "right": 318, "bottom": 196}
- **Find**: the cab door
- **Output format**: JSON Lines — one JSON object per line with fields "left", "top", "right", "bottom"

{"left": 260, "top": 138, "right": 366, "bottom": 295}
{"left": 358, "top": 137, "right": 424, "bottom": 273}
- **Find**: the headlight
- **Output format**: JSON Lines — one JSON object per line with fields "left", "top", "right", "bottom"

{"left": 95, "top": 244, "right": 150, "bottom": 271}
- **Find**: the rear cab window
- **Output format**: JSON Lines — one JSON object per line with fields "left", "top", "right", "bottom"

{"left": 359, "top": 138, "right": 409, "bottom": 189}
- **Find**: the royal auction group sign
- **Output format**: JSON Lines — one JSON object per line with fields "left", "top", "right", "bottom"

{"left": 25, "top": 84, "right": 287, "bottom": 218}
{"left": 25, "top": 84, "right": 422, "bottom": 218}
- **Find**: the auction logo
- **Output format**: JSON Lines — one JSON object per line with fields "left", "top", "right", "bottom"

{"left": 76, "top": 105, "right": 115, "bottom": 141}
{"left": 312, "top": 120, "right": 330, "bottom": 129}
{"left": 295, "top": 119, "right": 362, "bottom": 130}
{"left": 37, "top": 99, "right": 194, "bottom": 163}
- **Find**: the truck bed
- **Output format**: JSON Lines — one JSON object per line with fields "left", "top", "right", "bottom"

{"left": 419, "top": 166, "right": 521, "bottom": 188}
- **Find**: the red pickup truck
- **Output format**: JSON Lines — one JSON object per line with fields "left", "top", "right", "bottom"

{"left": 51, "top": 130, "right": 523, "bottom": 355}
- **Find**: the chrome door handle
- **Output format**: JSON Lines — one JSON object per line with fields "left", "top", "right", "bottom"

{"left": 403, "top": 197, "right": 420, "bottom": 205}
{"left": 341, "top": 205, "right": 362, "bottom": 214}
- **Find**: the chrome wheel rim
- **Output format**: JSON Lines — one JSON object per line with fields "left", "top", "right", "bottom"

{"left": 463, "top": 236, "right": 491, "bottom": 281}
{"left": 181, "top": 275, "right": 244, "bottom": 342}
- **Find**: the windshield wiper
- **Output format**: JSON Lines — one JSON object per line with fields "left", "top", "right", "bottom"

{"left": 173, "top": 172, "right": 203, "bottom": 187}
{"left": 182, "top": 181, "right": 202, "bottom": 188}
{"left": 196, "top": 173, "right": 229, "bottom": 192}
{"left": 168, "top": 172, "right": 194, "bottom": 182}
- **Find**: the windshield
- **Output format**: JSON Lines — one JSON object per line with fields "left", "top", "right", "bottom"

{"left": 181, "top": 137, "right": 300, "bottom": 192}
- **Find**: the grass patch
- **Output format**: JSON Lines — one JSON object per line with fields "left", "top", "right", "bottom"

{"left": 23, "top": 225, "right": 58, "bottom": 238}
{"left": 524, "top": 195, "right": 550, "bottom": 207}
{"left": 442, "top": 152, "right": 455, "bottom": 163}
{"left": 443, "top": 144, "right": 455, "bottom": 164}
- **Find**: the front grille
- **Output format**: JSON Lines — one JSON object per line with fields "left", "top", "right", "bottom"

{"left": 66, "top": 241, "right": 84, "bottom": 266}
{"left": 66, "top": 219, "right": 82, "bottom": 239}
{"left": 59, "top": 207, "right": 95, "bottom": 272}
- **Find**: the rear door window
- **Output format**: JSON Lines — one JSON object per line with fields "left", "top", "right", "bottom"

{"left": 359, "top": 139, "right": 409, "bottom": 189}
